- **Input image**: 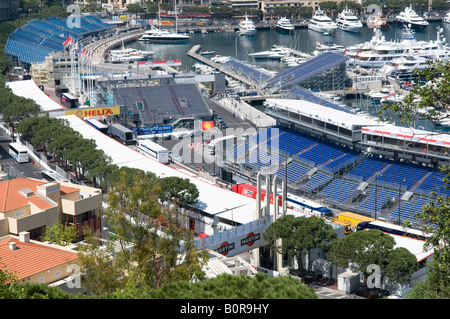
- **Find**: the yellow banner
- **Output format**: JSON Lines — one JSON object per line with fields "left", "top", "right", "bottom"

{"left": 65, "top": 106, "right": 121, "bottom": 118}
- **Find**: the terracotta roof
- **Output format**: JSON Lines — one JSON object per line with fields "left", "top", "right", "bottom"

{"left": 0, "top": 237, "right": 78, "bottom": 280}
{"left": 0, "top": 177, "right": 78, "bottom": 213}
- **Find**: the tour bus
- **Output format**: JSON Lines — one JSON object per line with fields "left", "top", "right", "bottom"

{"left": 207, "top": 135, "right": 237, "bottom": 155}
{"left": 8, "top": 143, "right": 29, "bottom": 163}
{"left": 41, "top": 170, "right": 69, "bottom": 182}
{"left": 286, "top": 194, "right": 333, "bottom": 217}
{"left": 137, "top": 139, "right": 169, "bottom": 164}
{"left": 60, "top": 92, "right": 79, "bottom": 108}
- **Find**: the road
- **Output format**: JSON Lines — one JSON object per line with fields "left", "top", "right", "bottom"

{"left": 0, "top": 127, "right": 46, "bottom": 180}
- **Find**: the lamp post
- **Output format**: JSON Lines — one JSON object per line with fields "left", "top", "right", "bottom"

{"left": 398, "top": 179, "right": 406, "bottom": 225}
{"left": 374, "top": 174, "right": 382, "bottom": 221}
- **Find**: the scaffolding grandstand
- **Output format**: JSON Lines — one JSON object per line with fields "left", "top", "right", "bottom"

{"left": 4, "top": 16, "right": 113, "bottom": 65}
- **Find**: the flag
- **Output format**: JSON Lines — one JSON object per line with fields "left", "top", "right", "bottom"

{"left": 201, "top": 121, "right": 214, "bottom": 131}
{"left": 63, "top": 35, "right": 73, "bottom": 47}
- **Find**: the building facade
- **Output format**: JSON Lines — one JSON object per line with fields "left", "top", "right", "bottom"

{"left": 0, "top": 0, "right": 19, "bottom": 22}
{"left": 0, "top": 177, "right": 103, "bottom": 241}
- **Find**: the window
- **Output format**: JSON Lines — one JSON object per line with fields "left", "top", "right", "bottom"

{"left": 39, "top": 277, "right": 45, "bottom": 283}
{"left": 55, "top": 270, "right": 60, "bottom": 277}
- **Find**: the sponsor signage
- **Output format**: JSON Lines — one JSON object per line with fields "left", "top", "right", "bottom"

{"left": 132, "top": 125, "right": 173, "bottom": 135}
{"left": 241, "top": 232, "right": 260, "bottom": 247}
{"left": 65, "top": 106, "right": 120, "bottom": 118}
{"left": 215, "top": 241, "right": 235, "bottom": 256}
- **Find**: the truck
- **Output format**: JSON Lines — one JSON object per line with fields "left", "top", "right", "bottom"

{"left": 331, "top": 211, "right": 375, "bottom": 234}
{"left": 109, "top": 123, "right": 135, "bottom": 145}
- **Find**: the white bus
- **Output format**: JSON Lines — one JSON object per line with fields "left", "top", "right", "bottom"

{"left": 137, "top": 139, "right": 169, "bottom": 164}
{"left": 207, "top": 135, "right": 237, "bottom": 155}
{"left": 8, "top": 143, "right": 29, "bottom": 163}
{"left": 41, "top": 170, "right": 69, "bottom": 182}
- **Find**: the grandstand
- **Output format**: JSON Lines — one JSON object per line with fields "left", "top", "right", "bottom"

{"left": 112, "top": 84, "right": 212, "bottom": 127}
{"left": 5, "top": 16, "right": 113, "bottom": 65}
{"left": 225, "top": 118, "right": 450, "bottom": 226}
{"left": 223, "top": 59, "right": 272, "bottom": 84}
{"left": 265, "top": 52, "right": 349, "bottom": 91}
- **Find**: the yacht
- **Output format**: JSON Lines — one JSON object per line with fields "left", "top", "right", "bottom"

{"left": 239, "top": 13, "right": 257, "bottom": 36}
{"left": 366, "top": 12, "right": 388, "bottom": 29}
{"left": 249, "top": 45, "right": 289, "bottom": 59}
{"left": 444, "top": 12, "right": 450, "bottom": 24}
{"left": 313, "top": 42, "right": 345, "bottom": 56}
{"left": 138, "top": 26, "right": 190, "bottom": 43}
{"left": 308, "top": 7, "right": 337, "bottom": 34}
{"left": 351, "top": 25, "right": 450, "bottom": 68}
{"left": 108, "top": 45, "right": 153, "bottom": 63}
{"left": 395, "top": 6, "right": 429, "bottom": 30}
{"left": 336, "top": 7, "right": 363, "bottom": 33}
{"left": 276, "top": 17, "right": 295, "bottom": 33}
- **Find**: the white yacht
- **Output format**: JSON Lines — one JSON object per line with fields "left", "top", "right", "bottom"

{"left": 444, "top": 12, "right": 450, "bottom": 24}
{"left": 239, "top": 13, "right": 256, "bottom": 36}
{"left": 336, "top": 7, "right": 363, "bottom": 33}
{"left": 351, "top": 25, "right": 450, "bottom": 68}
{"left": 395, "top": 6, "right": 429, "bottom": 30}
{"left": 138, "top": 26, "right": 190, "bottom": 43}
{"left": 308, "top": 7, "right": 337, "bottom": 34}
{"left": 108, "top": 45, "right": 153, "bottom": 63}
{"left": 249, "top": 45, "right": 289, "bottom": 59}
{"left": 313, "top": 41, "right": 345, "bottom": 56}
{"left": 276, "top": 17, "right": 295, "bottom": 33}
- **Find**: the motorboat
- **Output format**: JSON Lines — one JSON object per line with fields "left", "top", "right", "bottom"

{"left": 444, "top": 12, "right": 450, "bottom": 24}
{"left": 367, "top": 88, "right": 396, "bottom": 104}
{"left": 308, "top": 7, "right": 337, "bottom": 34}
{"left": 138, "top": 26, "right": 190, "bottom": 43}
{"left": 276, "top": 17, "right": 295, "bottom": 33}
{"left": 395, "top": 6, "right": 429, "bottom": 30}
{"left": 108, "top": 46, "right": 153, "bottom": 63}
{"left": 366, "top": 11, "right": 388, "bottom": 29}
{"left": 200, "top": 51, "right": 215, "bottom": 55}
{"left": 336, "top": 7, "right": 363, "bottom": 33}
{"left": 138, "top": 1, "right": 190, "bottom": 43}
{"left": 249, "top": 45, "right": 289, "bottom": 59}
{"left": 239, "top": 13, "right": 257, "bottom": 36}
{"left": 313, "top": 41, "right": 345, "bottom": 56}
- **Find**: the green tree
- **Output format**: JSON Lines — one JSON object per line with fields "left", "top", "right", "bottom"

{"left": 328, "top": 229, "right": 395, "bottom": 293}
{"left": 263, "top": 215, "right": 337, "bottom": 274}
{"left": 78, "top": 169, "right": 208, "bottom": 296}
{"left": 43, "top": 221, "right": 78, "bottom": 246}
{"left": 0, "top": 257, "right": 18, "bottom": 299}
{"left": 133, "top": 273, "right": 318, "bottom": 299}
{"left": 159, "top": 176, "right": 199, "bottom": 208}
{"left": 385, "top": 247, "right": 418, "bottom": 284}
{"left": 379, "top": 60, "right": 450, "bottom": 127}
{"left": 127, "top": 3, "right": 144, "bottom": 14}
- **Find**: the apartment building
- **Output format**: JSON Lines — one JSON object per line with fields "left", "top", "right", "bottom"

{"left": 0, "top": 177, "right": 103, "bottom": 241}
{"left": 30, "top": 52, "right": 79, "bottom": 88}
{"left": 0, "top": 0, "right": 19, "bottom": 22}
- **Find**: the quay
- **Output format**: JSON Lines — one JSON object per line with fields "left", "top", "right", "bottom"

{"left": 187, "top": 44, "right": 259, "bottom": 88}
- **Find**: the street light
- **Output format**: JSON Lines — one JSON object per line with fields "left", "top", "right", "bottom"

{"left": 398, "top": 178, "right": 406, "bottom": 225}
{"left": 374, "top": 174, "right": 382, "bottom": 221}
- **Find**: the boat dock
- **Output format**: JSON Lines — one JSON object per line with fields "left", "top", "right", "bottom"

{"left": 187, "top": 45, "right": 259, "bottom": 88}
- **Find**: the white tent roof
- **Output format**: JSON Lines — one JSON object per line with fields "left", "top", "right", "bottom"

{"left": 6, "top": 80, "right": 64, "bottom": 112}
{"left": 362, "top": 124, "right": 450, "bottom": 147}
{"left": 265, "top": 98, "right": 382, "bottom": 130}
